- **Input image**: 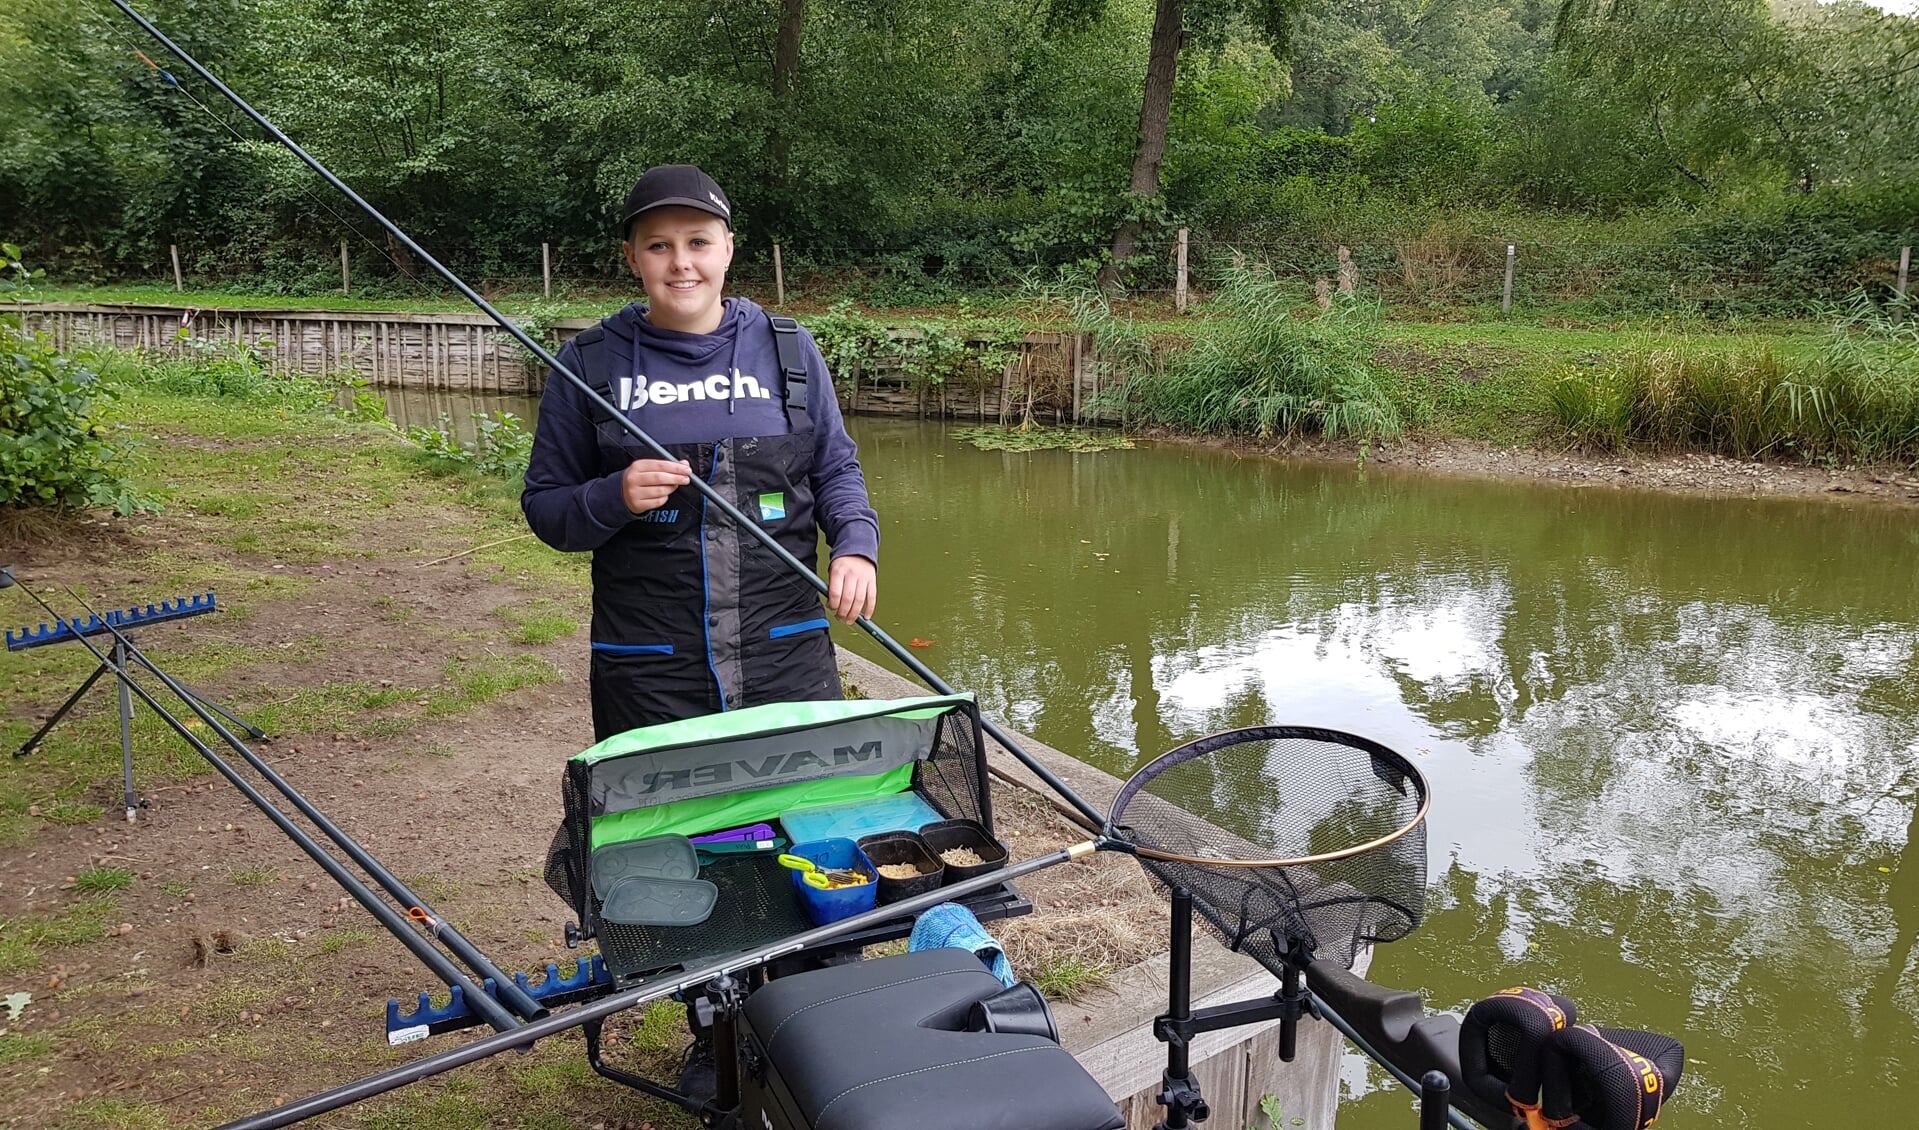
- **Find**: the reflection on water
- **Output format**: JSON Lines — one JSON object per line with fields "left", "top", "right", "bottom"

{"left": 370, "top": 387, "right": 540, "bottom": 442}
{"left": 833, "top": 416, "right": 1919, "bottom": 1129}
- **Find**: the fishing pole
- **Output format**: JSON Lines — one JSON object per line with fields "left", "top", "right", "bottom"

{"left": 215, "top": 718, "right": 1439, "bottom": 1129}
{"left": 50, "top": 583, "right": 548, "bottom": 1024}
{"left": 94, "top": 13, "right": 1475, "bottom": 1130}
{"left": 102, "top": 0, "right": 1109, "bottom": 832}
{"left": 0, "top": 568, "right": 525, "bottom": 1034}
{"left": 216, "top": 842, "right": 1098, "bottom": 1130}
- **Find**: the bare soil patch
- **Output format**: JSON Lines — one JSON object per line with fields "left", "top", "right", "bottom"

{"left": 1176, "top": 430, "right": 1919, "bottom": 506}
{"left": 0, "top": 418, "right": 1155, "bottom": 1129}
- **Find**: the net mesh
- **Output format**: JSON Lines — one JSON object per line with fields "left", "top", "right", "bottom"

{"left": 911, "top": 709, "right": 990, "bottom": 826}
{"left": 596, "top": 851, "right": 813, "bottom": 984}
{"left": 1108, "top": 726, "right": 1427, "bottom": 971}
{"left": 544, "top": 759, "right": 593, "bottom": 923}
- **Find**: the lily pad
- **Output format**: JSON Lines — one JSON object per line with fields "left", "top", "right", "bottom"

{"left": 951, "top": 426, "right": 1133, "bottom": 453}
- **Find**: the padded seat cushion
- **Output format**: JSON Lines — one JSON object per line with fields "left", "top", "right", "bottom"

{"left": 743, "top": 949, "right": 1124, "bottom": 1130}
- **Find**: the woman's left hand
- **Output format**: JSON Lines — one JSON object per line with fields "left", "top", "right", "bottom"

{"left": 827, "top": 555, "right": 877, "bottom": 623}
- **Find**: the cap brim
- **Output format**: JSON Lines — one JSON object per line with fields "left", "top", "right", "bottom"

{"left": 621, "top": 197, "right": 733, "bottom": 231}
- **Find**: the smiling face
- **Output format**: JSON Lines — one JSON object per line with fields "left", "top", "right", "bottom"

{"left": 623, "top": 206, "right": 735, "bottom": 334}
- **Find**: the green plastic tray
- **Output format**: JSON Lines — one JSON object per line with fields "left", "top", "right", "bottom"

{"left": 591, "top": 833, "right": 699, "bottom": 901}
{"left": 600, "top": 875, "right": 718, "bottom": 926}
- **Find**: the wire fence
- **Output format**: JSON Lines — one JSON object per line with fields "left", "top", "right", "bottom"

{"left": 142, "top": 231, "right": 1915, "bottom": 319}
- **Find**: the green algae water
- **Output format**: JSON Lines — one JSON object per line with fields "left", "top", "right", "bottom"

{"left": 835, "top": 417, "right": 1919, "bottom": 1130}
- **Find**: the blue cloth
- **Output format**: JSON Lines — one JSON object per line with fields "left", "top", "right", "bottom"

{"left": 909, "top": 902, "right": 1015, "bottom": 988}
{"left": 781, "top": 793, "right": 945, "bottom": 845}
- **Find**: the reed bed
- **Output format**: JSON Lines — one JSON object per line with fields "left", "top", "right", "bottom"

{"left": 1550, "top": 297, "right": 1919, "bottom": 464}
{"left": 1083, "top": 268, "right": 1403, "bottom": 441}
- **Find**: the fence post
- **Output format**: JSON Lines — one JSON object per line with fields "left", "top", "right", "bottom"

{"left": 170, "top": 244, "right": 184, "bottom": 292}
{"left": 340, "top": 239, "right": 351, "bottom": 296}
{"left": 1175, "top": 227, "right": 1189, "bottom": 314}
{"left": 1897, "top": 245, "right": 1910, "bottom": 319}
{"left": 542, "top": 242, "right": 552, "bottom": 299}
{"left": 1501, "top": 243, "right": 1516, "bottom": 314}
{"left": 773, "top": 243, "right": 786, "bottom": 306}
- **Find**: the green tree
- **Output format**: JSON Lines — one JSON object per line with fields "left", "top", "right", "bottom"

{"left": 1552, "top": 0, "right": 1826, "bottom": 193}
{"left": 1049, "top": 0, "right": 1310, "bottom": 288}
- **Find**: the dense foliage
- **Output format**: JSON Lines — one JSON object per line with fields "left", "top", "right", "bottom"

{"left": 2, "top": 0, "right": 1915, "bottom": 309}
{"left": 0, "top": 324, "right": 150, "bottom": 514}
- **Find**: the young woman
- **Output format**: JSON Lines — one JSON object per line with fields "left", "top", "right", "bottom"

{"left": 522, "top": 164, "right": 879, "bottom": 742}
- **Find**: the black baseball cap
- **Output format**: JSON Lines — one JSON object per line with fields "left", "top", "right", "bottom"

{"left": 620, "top": 165, "right": 733, "bottom": 235}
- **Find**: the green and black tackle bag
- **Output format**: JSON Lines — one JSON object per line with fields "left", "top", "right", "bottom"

{"left": 543, "top": 694, "right": 993, "bottom": 959}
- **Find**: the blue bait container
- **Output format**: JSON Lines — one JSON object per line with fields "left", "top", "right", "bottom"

{"left": 786, "top": 837, "right": 878, "bottom": 926}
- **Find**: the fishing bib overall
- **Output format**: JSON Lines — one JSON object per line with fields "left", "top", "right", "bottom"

{"left": 578, "top": 320, "right": 839, "bottom": 739}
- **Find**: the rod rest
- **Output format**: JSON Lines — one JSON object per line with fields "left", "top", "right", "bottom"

{"left": 5, "top": 592, "right": 217, "bottom": 651}
{"left": 1305, "top": 962, "right": 1515, "bottom": 1130}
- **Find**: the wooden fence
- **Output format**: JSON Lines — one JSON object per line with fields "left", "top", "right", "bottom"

{"left": 16, "top": 301, "right": 1119, "bottom": 424}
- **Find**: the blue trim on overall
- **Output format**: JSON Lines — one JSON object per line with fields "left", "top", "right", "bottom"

{"left": 699, "top": 447, "right": 726, "bottom": 710}
{"left": 768, "top": 617, "right": 830, "bottom": 640}
{"left": 590, "top": 642, "right": 675, "bottom": 656}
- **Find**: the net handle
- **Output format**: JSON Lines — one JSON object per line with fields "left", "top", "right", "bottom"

{"left": 1103, "top": 724, "right": 1431, "bottom": 870}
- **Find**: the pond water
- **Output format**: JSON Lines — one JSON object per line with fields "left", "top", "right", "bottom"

{"left": 831, "top": 417, "right": 1919, "bottom": 1130}
{"left": 373, "top": 387, "right": 540, "bottom": 440}
{"left": 423, "top": 384, "right": 1919, "bottom": 1128}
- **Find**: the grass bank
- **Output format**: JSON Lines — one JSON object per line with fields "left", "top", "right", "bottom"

{"left": 22, "top": 277, "right": 1913, "bottom": 471}
{"left": 1067, "top": 273, "right": 1913, "bottom": 468}
{"left": 0, "top": 352, "right": 719, "bottom": 1129}
{"left": 29, "top": 279, "right": 1830, "bottom": 334}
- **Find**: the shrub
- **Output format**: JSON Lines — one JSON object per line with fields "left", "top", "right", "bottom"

{"left": 1548, "top": 365, "right": 1638, "bottom": 452}
{"left": 1103, "top": 267, "right": 1401, "bottom": 440}
{"left": 402, "top": 411, "right": 532, "bottom": 479}
{"left": 1815, "top": 294, "right": 1919, "bottom": 463}
{"left": 0, "top": 325, "right": 154, "bottom": 514}
{"left": 0, "top": 242, "right": 43, "bottom": 296}
{"left": 803, "top": 303, "right": 1023, "bottom": 400}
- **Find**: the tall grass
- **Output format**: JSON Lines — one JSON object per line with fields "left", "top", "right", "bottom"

{"left": 1085, "top": 267, "right": 1402, "bottom": 441}
{"left": 1551, "top": 295, "right": 1919, "bottom": 464}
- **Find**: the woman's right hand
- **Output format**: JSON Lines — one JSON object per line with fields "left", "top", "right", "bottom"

{"left": 623, "top": 458, "right": 692, "bottom": 514}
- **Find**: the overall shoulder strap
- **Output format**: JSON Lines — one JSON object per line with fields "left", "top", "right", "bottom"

{"left": 568, "top": 326, "right": 613, "bottom": 414}
{"left": 767, "top": 315, "right": 811, "bottom": 430}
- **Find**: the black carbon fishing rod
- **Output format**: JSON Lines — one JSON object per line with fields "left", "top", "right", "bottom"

{"left": 0, "top": 570, "right": 524, "bottom": 1035}
{"left": 55, "top": 585, "right": 547, "bottom": 1024}
{"left": 104, "top": 0, "right": 1107, "bottom": 832}
{"left": 215, "top": 841, "right": 1100, "bottom": 1130}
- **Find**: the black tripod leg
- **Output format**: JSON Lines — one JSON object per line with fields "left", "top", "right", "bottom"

{"left": 12, "top": 664, "right": 110, "bottom": 758}
{"left": 1154, "top": 888, "right": 1209, "bottom": 1130}
{"left": 115, "top": 637, "right": 137, "bottom": 822}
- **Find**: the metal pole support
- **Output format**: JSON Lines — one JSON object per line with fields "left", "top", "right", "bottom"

{"left": 1152, "top": 888, "right": 1209, "bottom": 1130}
{"left": 114, "top": 636, "right": 137, "bottom": 822}
{"left": 1419, "top": 1070, "right": 1452, "bottom": 1130}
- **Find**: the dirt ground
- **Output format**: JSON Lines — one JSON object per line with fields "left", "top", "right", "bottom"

{"left": 0, "top": 575, "right": 1140, "bottom": 1129}
{"left": 4, "top": 404, "right": 1912, "bottom": 1130}
{"left": 0, "top": 453, "right": 1144, "bottom": 1129}
{"left": 1247, "top": 432, "right": 1919, "bottom": 506}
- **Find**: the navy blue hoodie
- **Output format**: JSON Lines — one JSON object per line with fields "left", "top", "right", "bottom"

{"left": 521, "top": 297, "right": 879, "bottom": 563}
